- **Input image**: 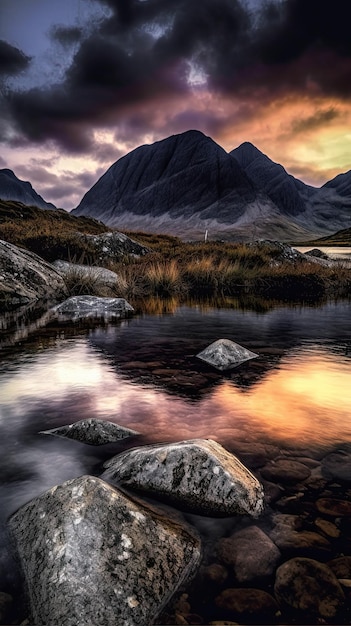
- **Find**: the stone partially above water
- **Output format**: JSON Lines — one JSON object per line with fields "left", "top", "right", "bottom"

{"left": 40, "top": 418, "right": 139, "bottom": 445}
{"left": 53, "top": 295, "right": 134, "bottom": 320}
{"left": 8, "top": 475, "right": 201, "bottom": 626}
{"left": 103, "top": 439, "right": 264, "bottom": 517}
{"left": 196, "top": 339, "right": 258, "bottom": 371}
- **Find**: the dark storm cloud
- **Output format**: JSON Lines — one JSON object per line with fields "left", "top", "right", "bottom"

{"left": 3, "top": 0, "right": 351, "bottom": 152}
{"left": 291, "top": 108, "right": 341, "bottom": 134}
{"left": 0, "top": 40, "right": 31, "bottom": 75}
{"left": 50, "top": 25, "right": 83, "bottom": 46}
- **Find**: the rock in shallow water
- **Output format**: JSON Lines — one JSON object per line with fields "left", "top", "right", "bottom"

{"left": 8, "top": 475, "right": 201, "bottom": 626}
{"left": 53, "top": 295, "right": 134, "bottom": 319}
{"left": 274, "top": 557, "right": 345, "bottom": 619}
{"left": 40, "top": 418, "right": 139, "bottom": 445}
{"left": 103, "top": 439, "right": 264, "bottom": 517}
{"left": 196, "top": 339, "right": 258, "bottom": 371}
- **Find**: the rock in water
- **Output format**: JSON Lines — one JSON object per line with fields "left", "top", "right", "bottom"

{"left": 53, "top": 295, "right": 134, "bottom": 320}
{"left": 8, "top": 475, "right": 201, "bottom": 626}
{"left": 196, "top": 339, "right": 258, "bottom": 370}
{"left": 103, "top": 439, "right": 264, "bottom": 517}
{"left": 40, "top": 418, "right": 139, "bottom": 445}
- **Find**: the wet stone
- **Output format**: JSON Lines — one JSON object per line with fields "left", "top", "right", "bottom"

{"left": 196, "top": 339, "right": 258, "bottom": 371}
{"left": 260, "top": 459, "right": 311, "bottom": 484}
{"left": 8, "top": 475, "right": 201, "bottom": 626}
{"left": 40, "top": 418, "right": 139, "bottom": 445}
{"left": 53, "top": 295, "right": 134, "bottom": 320}
{"left": 202, "top": 563, "right": 229, "bottom": 586}
{"left": 316, "top": 497, "right": 351, "bottom": 517}
{"left": 327, "top": 556, "right": 351, "bottom": 579}
{"left": 314, "top": 518, "right": 340, "bottom": 538}
{"left": 274, "top": 557, "right": 345, "bottom": 619}
{"left": 216, "top": 525, "right": 281, "bottom": 582}
{"left": 103, "top": 439, "right": 264, "bottom": 517}
{"left": 268, "top": 513, "right": 331, "bottom": 554}
{"left": 321, "top": 449, "right": 351, "bottom": 483}
{"left": 214, "top": 588, "right": 279, "bottom": 623}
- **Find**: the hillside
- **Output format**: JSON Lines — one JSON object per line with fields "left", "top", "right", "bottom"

{"left": 0, "top": 168, "right": 56, "bottom": 210}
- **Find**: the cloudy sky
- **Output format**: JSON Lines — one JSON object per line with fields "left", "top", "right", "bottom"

{"left": 1, "top": 0, "right": 351, "bottom": 210}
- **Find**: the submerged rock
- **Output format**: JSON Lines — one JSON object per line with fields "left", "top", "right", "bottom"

{"left": 103, "top": 439, "right": 264, "bottom": 517}
{"left": 8, "top": 475, "right": 201, "bottom": 626}
{"left": 0, "top": 239, "right": 68, "bottom": 309}
{"left": 214, "top": 587, "right": 279, "bottom": 622}
{"left": 274, "top": 557, "right": 345, "bottom": 619}
{"left": 40, "top": 418, "right": 139, "bottom": 445}
{"left": 53, "top": 295, "right": 134, "bottom": 319}
{"left": 196, "top": 339, "right": 258, "bottom": 371}
{"left": 217, "top": 525, "right": 281, "bottom": 582}
{"left": 321, "top": 448, "right": 351, "bottom": 483}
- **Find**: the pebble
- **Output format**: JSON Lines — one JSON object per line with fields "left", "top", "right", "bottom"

{"left": 260, "top": 459, "right": 311, "bottom": 484}
{"left": 214, "top": 587, "right": 280, "bottom": 622}
{"left": 316, "top": 497, "right": 351, "bottom": 517}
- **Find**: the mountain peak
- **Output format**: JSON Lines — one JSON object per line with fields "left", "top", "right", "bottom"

{"left": 0, "top": 168, "right": 56, "bottom": 210}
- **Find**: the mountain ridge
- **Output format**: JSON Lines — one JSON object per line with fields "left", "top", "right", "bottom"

{"left": 0, "top": 168, "right": 56, "bottom": 211}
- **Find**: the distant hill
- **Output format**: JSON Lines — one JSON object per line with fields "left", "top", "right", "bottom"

{"left": 296, "top": 226, "right": 351, "bottom": 247}
{"left": 0, "top": 168, "right": 56, "bottom": 210}
{"left": 322, "top": 170, "right": 351, "bottom": 197}
{"left": 72, "top": 130, "right": 351, "bottom": 241}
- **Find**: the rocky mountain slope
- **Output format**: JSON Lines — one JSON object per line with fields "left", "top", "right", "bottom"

{"left": 0, "top": 169, "right": 56, "bottom": 210}
{"left": 73, "top": 131, "right": 351, "bottom": 241}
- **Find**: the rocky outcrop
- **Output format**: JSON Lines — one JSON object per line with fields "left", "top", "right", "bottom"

{"left": 0, "top": 168, "right": 56, "bottom": 210}
{"left": 53, "top": 295, "right": 134, "bottom": 320}
{"left": 196, "top": 338, "right": 258, "bottom": 370}
{"left": 0, "top": 239, "right": 68, "bottom": 308}
{"left": 103, "top": 439, "right": 264, "bottom": 517}
{"left": 40, "top": 418, "right": 139, "bottom": 445}
{"left": 53, "top": 260, "right": 120, "bottom": 286}
{"left": 78, "top": 231, "right": 150, "bottom": 259}
{"left": 8, "top": 475, "right": 201, "bottom": 626}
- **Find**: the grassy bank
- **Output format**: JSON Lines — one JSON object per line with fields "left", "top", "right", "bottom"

{"left": 0, "top": 200, "right": 350, "bottom": 302}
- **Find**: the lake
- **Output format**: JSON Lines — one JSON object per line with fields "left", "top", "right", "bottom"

{"left": 1, "top": 298, "right": 351, "bottom": 624}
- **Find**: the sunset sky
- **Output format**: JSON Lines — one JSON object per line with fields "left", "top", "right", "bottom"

{"left": 1, "top": 0, "right": 351, "bottom": 210}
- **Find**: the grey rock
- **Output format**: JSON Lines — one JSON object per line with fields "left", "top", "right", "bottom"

{"left": 8, "top": 475, "right": 201, "bottom": 626}
{"left": 103, "top": 438, "right": 264, "bottom": 517}
{"left": 216, "top": 525, "right": 281, "bottom": 582}
{"left": 274, "top": 557, "right": 345, "bottom": 618}
{"left": 0, "top": 239, "right": 68, "bottom": 308}
{"left": 53, "top": 260, "right": 119, "bottom": 286}
{"left": 53, "top": 295, "right": 134, "bottom": 319}
{"left": 305, "top": 248, "right": 330, "bottom": 259}
{"left": 40, "top": 418, "right": 139, "bottom": 445}
{"left": 196, "top": 338, "right": 258, "bottom": 371}
{"left": 321, "top": 448, "right": 351, "bottom": 482}
{"left": 78, "top": 231, "right": 150, "bottom": 258}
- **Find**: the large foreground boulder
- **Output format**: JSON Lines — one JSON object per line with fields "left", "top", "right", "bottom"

{"left": 0, "top": 239, "right": 68, "bottom": 308}
{"left": 103, "top": 439, "right": 264, "bottom": 517}
{"left": 196, "top": 339, "right": 258, "bottom": 370}
{"left": 40, "top": 418, "right": 139, "bottom": 445}
{"left": 8, "top": 475, "right": 201, "bottom": 626}
{"left": 53, "top": 260, "right": 120, "bottom": 286}
{"left": 53, "top": 295, "right": 134, "bottom": 320}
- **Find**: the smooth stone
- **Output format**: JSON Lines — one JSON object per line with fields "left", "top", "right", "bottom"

{"left": 214, "top": 588, "right": 279, "bottom": 622}
{"left": 202, "top": 563, "right": 229, "bottom": 586}
{"left": 103, "top": 439, "right": 264, "bottom": 517}
{"left": 316, "top": 497, "right": 351, "bottom": 517}
{"left": 314, "top": 518, "right": 340, "bottom": 538}
{"left": 53, "top": 295, "right": 134, "bottom": 319}
{"left": 268, "top": 514, "right": 330, "bottom": 553}
{"left": 196, "top": 339, "right": 258, "bottom": 371}
{"left": 216, "top": 526, "right": 281, "bottom": 582}
{"left": 8, "top": 475, "right": 201, "bottom": 626}
{"left": 260, "top": 459, "right": 311, "bottom": 484}
{"left": 327, "top": 556, "right": 351, "bottom": 579}
{"left": 52, "top": 260, "right": 119, "bottom": 286}
{"left": 321, "top": 449, "right": 351, "bottom": 482}
{"left": 40, "top": 418, "right": 139, "bottom": 445}
{"left": 274, "top": 557, "right": 345, "bottom": 618}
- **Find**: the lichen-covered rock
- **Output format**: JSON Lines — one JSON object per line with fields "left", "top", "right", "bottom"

{"left": 78, "top": 231, "right": 150, "bottom": 259}
{"left": 8, "top": 475, "right": 201, "bottom": 626}
{"left": 0, "top": 239, "right": 68, "bottom": 308}
{"left": 274, "top": 557, "right": 345, "bottom": 618}
{"left": 217, "top": 525, "right": 281, "bottom": 582}
{"left": 196, "top": 339, "right": 258, "bottom": 371}
{"left": 103, "top": 439, "right": 264, "bottom": 517}
{"left": 40, "top": 418, "right": 139, "bottom": 445}
{"left": 53, "top": 295, "right": 134, "bottom": 319}
{"left": 53, "top": 260, "right": 120, "bottom": 286}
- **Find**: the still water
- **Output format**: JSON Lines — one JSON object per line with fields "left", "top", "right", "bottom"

{"left": 0, "top": 299, "right": 351, "bottom": 617}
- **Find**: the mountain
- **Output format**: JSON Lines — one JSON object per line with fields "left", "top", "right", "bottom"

{"left": 0, "top": 169, "right": 56, "bottom": 210}
{"left": 73, "top": 130, "right": 351, "bottom": 241}
{"left": 231, "top": 142, "right": 316, "bottom": 217}
{"left": 322, "top": 170, "right": 351, "bottom": 197}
